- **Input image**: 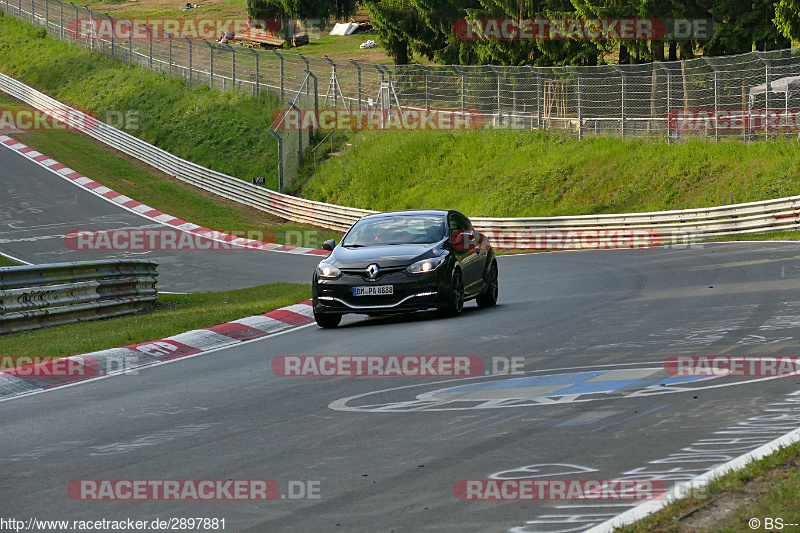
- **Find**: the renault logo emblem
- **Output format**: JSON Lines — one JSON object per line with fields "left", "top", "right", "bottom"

{"left": 366, "top": 264, "right": 380, "bottom": 279}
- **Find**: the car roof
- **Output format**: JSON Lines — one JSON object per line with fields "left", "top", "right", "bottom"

{"left": 359, "top": 209, "right": 452, "bottom": 220}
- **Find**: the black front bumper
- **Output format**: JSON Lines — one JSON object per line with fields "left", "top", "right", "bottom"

{"left": 313, "top": 270, "right": 447, "bottom": 315}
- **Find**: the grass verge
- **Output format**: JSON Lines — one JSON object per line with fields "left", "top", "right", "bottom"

{"left": 619, "top": 441, "right": 800, "bottom": 532}
{"left": 0, "top": 254, "right": 23, "bottom": 266}
{"left": 302, "top": 129, "right": 800, "bottom": 218}
{"left": 0, "top": 13, "right": 286, "bottom": 190}
{"left": 0, "top": 282, "right": 310, "bottom": 356}
{"left": 0, "top": 92, "right": 341, "bottom": 247}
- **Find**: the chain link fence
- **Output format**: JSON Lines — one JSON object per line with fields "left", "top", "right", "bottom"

{"left": 4, "top": 0, "right": 800, "bottom": 190}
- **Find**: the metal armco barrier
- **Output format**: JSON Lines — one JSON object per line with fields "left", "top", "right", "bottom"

{"left": 0, "top": 260, "right": 158, "bottom": 334}
{"left": 1, "top": 72, "right": 799, "bottom": 250}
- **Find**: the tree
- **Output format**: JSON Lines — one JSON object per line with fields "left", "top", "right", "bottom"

{"left": 774, "top": 0, "right": 800, "bottom": 43}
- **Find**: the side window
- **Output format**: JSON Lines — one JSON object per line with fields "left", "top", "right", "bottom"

{"left": 452, "top": 213, "right": 472, "bottom": 231}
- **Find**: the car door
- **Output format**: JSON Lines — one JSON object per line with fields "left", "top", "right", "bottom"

{"left": 448, "top": 212, "right": 484, "bottom": 291}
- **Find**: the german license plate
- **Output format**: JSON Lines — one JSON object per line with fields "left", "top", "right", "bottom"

{"left": 353, "top": 285, "right": 393, "bottom": 296}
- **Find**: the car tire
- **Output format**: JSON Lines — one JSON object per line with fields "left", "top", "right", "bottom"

{"left": 439, "top": 269, "right": 464, "bottom": 317}
{"left": 476, "top": 260, "right": 498, "bottom": 308}
{"left": 315, "top": 312, "right": 342, "bottom": 328}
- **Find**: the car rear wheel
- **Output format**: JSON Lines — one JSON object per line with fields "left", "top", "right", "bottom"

{"left": 439, "top": 269, "right": 464, "bottom": 317}
{"left": 476, "top": 260, "right": 498, "bottom": 308}
{"left": 315, "top": 311, "right": 342, "bottom": 328}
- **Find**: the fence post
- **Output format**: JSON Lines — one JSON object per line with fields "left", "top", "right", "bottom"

{"left": 656, "top": 62, "right": 671, "bottom": 143}
{"left": 186, "top": 37, "right": 192, "bottom": 81}
{"left": 323, "top": 55, "right": 337, "bottom": 107}
{"left": 59, "top": 1, "right": 62, "bottom": 39}
{"left": 702, "top": 57, "right": 719, "bottom": 141}
{"left": 45, "top": 0, "right": 48, "bottom": 30}
{"left": 204, "top": 40, "right": 213, "bottom": 87}
{"left": 168, "top": 32, "right": 172, "bottom": 71}
{"left": 755, "top": 51, "right": 770, "bottom": 138}
{"left": 289, "top": 102, "right": 303, "bottom": 163}
{"left": 225, "top": 43, "right": 236, "bottom": 88}
{"left": 569, "top": 66, "right": 582, "bottom": 139}
{"left": 127, "top": 19, "right": 132, "bottom": 62}
{"left": 250, "top": 48, "right": 259, "bottom": 95}
{"left": 268, "top": 128, "right": 283, "bottom": 193}
{"left": 87, "top": 8, "right": 94, "bottom": 50}
{"left": 418, "top": 65, "right": 429, "bottom": 111}
{"left": 613, "top": 65, "right": 626, "bottom": 138}
{"left": 148, "top": 25, "right": 153, "bottom": 69}
{"left": 490, "top": 65, "right": 502, "bottom": 127}
{"left": 348, "top": 59, "right": 362, "bottom": 110}
{"left": 105, "top": 12, "right": 114, "bottom": 57}
{"left": 298, "top": 53, "right": 318, "bottom": 114}
{"left": 273, "top": 50, "right": 285, "bottom": 101}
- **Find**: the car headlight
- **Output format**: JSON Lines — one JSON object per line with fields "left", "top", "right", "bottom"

{"left": 317, "top": 263, "right": 341, "bottom": 279}
{"left": 406, "top": 256, "right": 445, "bottom": 275}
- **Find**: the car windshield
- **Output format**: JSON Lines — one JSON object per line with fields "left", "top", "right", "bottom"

{"left": 342, "top": 215, "right": 447, "bottom": 246}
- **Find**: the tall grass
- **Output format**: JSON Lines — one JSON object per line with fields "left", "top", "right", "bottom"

{"left": 0, "top": 14, "right": 285, "bottom": 189}
{"left": 302, "top": 129, "right": 800, "bottom": 217}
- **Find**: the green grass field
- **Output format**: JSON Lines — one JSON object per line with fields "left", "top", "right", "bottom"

{"left": 0, "top": 14, "right": 286, "bottom": 190}
{"left": 0, "top": 283, "right": 310, "bottom": 356}
{"left": 302, "top": 129, "right": 800, "bottom": 217}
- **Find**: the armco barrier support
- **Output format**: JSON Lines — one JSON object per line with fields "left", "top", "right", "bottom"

{"left": 0, "top": 259, "right": 158, "bottom": 334}
{"left": 1, "top": 72, "right": 799, "bottom": 249}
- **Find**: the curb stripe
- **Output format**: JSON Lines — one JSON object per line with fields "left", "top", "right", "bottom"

{"left": 0, "top": 134, "right": 335, "bottom": 257}
{"left": 0, "top": 301, "right": 316, "bottom": 400}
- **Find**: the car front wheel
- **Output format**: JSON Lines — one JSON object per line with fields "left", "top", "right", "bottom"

{"left": 476, "top": 260, "right": 498, "bottom": 308}
{"left": 439, "top": 269, "right": 464, "bottom": 317}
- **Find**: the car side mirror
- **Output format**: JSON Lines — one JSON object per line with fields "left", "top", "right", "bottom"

{"left": 322, "top": 239, "right": 336, "bottom": 251}
{"left": 450, "top": 230, "right": 479, "bottom": 252}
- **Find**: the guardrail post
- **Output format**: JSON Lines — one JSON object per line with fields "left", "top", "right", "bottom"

{"left": 268, "top": 128, "right": 284, "bottom": 193}
{"left": 702, "top": 57, "right": 719, "bottom": 141}
{"left": 613, "top": 64, "right": 626, "bottom": 138}
{"left": 348, "top": 59, "right": 362, "bottom": 110}
{"left": 272, "top": 50, "right": 285, "bottom": 101}
{"left": 250, "top": 48, "right": 259, "bottom": 95}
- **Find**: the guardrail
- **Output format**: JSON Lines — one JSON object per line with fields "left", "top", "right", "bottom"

{"left": 1, "top": 72, "right": 799, "bottom": 250}
{"left": 0, "top": 259, "right": 158, "bottom": 334}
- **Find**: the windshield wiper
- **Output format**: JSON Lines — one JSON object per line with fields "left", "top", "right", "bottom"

{"left": 342, "top": 244, "right": 367, "bottom": 248}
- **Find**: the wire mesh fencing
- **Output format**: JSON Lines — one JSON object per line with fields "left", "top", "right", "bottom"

{"left": 6, "top": 0, "right": 800, "bottom": 191}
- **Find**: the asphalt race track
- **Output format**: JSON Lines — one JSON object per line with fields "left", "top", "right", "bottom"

{"left": 5, "top": 232, "right": 800, "bottom": 530}
{"left": 0, "top": 142, "right": 321, "bottom": 291}
{"left": 4, "top": 137, "right": 800, "bottom": 532}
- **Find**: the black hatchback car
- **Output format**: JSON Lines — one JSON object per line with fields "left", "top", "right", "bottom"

{"left": 312, "top": 209, "right": 498, "bottom": 328}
